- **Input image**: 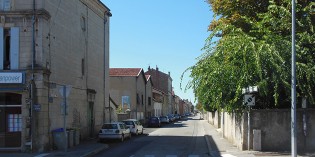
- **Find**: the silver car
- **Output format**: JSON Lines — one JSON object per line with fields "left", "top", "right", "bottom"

{"left": 159, "top": 116, "right": 170, "bottom": 123}
{"left": 98, "top": 122, "right": 131, "bottom": 142}
{"left": 122, "top": 119, "right": 144, "bottom": 135}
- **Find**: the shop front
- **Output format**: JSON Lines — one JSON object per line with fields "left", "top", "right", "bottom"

{"left": 0, "top": 72, "right": 25, "bottom": 150}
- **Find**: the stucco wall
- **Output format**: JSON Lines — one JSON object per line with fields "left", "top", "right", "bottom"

{"left": 208, "top": 109, "right": 315, "bottom": 152}
{"left": 251, "top": 109, "right": 315, "bottom": 152}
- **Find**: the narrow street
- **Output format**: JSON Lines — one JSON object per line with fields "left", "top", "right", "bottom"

{"left": 95, "top": 115, "right": 210, "bottom": 157}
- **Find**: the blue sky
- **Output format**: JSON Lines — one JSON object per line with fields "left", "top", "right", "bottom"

{"left": 101, "top": 0, "right": 213, "bottom": 105}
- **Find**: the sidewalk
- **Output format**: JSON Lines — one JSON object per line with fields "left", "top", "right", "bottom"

{"left": 0, "top": 138, "right": 108, "bottom": 157}
{"left": 202, "top": 120, "right": 314, "bottom": 157}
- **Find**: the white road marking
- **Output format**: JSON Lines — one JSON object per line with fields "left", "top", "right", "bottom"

{"left": 222, "top": 154, "right": 237, "bottom": 157}
{"left": 34, "top": 153, "right": 50, "bottom": 157}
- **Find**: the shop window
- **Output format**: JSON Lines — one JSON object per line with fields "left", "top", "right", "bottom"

{"left": 7, "top": 114, "right": 22, "bottom": 132}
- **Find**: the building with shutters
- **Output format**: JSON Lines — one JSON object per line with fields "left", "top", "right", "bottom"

{"left": 0, "top": 0, "right": 111, "bottom": 152}
{"left": 109, "top": 68, "right": 153, "bottom": 123}
{"left": 145, "top": 66, "right": 173, "bottom": 116}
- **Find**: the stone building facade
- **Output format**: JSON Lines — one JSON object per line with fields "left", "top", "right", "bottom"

{"left": 145, "top": 66, "right": 173, "bottom": 116}
{"left": 0, "top": 0, "right": 111, "bottom": 152}
{"left": 109, "top": 68, "right": 151, "bottom": 122}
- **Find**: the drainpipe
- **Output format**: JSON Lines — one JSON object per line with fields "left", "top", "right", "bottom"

{"left": 30, "top": 0, "right": 36, "bottom": 152}
{"left": 103, "top": 15, "right": 107, "bottom": 124}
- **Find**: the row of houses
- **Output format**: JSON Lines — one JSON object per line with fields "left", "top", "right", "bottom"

{"left": 108, "top": 67, "right": 193, "bottom": 124}
{"left": 0, "top": 0, "right": 193, "bottom": 152}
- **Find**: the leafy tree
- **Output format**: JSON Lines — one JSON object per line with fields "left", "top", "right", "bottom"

{"left": 184, "top": 0, "right": 315, "bottom": 112}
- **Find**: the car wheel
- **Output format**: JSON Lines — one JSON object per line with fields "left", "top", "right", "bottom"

{"left": 141, "top": 128, "right": 143, "bottom": 134}
{"left": 121, "top": 134, "right": 124, "bottom": 142}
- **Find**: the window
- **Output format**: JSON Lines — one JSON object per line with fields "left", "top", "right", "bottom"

{"left": 136, "top": 93, "right": 140, "bottom": 105}
{"left": 0, "top": 27, "right": 19, "bottom": 70}
{"left": 0, "top": 0, "right": 11, "bottom": 11}
{"left": 80, "top": 16, "right": 86, "bottom": 31}
{"left": 148, "top": 97, "right": 151, "bottom": 105}
{"left": 7, "top": 114, "right": 22, "bottom": 132}
{"left": 141, "top": 94, "right": 143, "bottom": 105}
{"left": 81, "top": 58, "right": 85, "bottom": 76}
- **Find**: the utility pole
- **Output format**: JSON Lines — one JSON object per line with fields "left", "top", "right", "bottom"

{"left": 291, "top": 0, "right": 297, "bottom": 156}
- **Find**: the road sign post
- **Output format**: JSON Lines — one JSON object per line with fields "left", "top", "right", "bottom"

{"left": 242, "top": 86, "right": 258, "bottom": 151}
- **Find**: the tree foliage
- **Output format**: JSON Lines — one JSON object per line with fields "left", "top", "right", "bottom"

{"left": 184, "top": 0, "right": 315, "bottom": 112}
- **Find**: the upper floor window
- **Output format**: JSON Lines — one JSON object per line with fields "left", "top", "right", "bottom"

{"left": 0, "top": 0, "right": 11, "bottom": 11}
{"left": 80, "top": 16, "right": 86, "bottom": 31}
{"left": 0, "top": 27, "right": 19, "bottom": 70}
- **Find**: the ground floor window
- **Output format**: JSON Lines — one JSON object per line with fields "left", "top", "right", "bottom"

{"left": 7, "top": 114, "right": 22, "bottom": 132}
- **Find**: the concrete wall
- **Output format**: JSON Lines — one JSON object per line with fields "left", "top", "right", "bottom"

{"left": 251, "top": 109, "right": 315, "bottom": 152}
{"left": 207, "top": 109, "right": 315, "bottom": 152}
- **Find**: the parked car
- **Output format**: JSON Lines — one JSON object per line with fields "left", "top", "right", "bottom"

{"left": 159, "top": 116, "right": 170, "bottom": 124}
{"left": 98, "top": 122, "right": 131, "bottom": 142}
{"left": 167, "top": 114, "right": 175, "bottom": 122}
{"left": 122, "top": 119, "right": 144, "bottom": 135}
{"left": 174, "top": 114, "right": 181, "bottom": 120}
{"left": 148, "top": 116, "right": 161, "bottom": 127}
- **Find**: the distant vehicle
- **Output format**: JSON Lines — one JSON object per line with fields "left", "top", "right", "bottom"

{"left": 98, "top": 122, "right": 131, "bottom": 142}
{"left": 148, "top": 116, "right": 161, "bottom": 127}
{"left": 174, "top": 114, "right": 180, "bottom": 120}
{"left": 167, "top": 114, "right": 175, "bottom": 122}
{"left": 122, "top": 119, "right": 144, "bottom": 135}
{"left": 159, "top": 116, "right": 170, "bottom": 124}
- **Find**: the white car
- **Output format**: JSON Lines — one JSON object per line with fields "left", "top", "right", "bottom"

{"left": 122, "top": 119, "right": 144, "bottom": 135}
{"left": 98, "top": 122, "right": 131, "bottom": 142}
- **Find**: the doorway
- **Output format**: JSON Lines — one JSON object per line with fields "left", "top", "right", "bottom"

{"left": 88, "top": 102, "right": 94, "bottom": 138}
{"left": 0, "top": 93, "right": 22, "bottom": 148}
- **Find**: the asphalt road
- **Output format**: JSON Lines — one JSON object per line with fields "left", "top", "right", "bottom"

{"left": 95, "top": 115, "right": 210, "bottom": 157}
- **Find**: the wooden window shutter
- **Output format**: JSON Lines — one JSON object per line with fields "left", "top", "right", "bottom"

{"left": 10, "top": 27, "right": 19, "bottom": 70}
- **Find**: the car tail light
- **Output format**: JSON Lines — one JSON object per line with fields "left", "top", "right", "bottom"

{"left": 115, "top": 130, "right": 119, "bottom": 133}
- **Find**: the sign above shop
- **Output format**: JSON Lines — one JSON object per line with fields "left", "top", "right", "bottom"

{"left": 0, "top": 72, "right": 24, "bottom": 84}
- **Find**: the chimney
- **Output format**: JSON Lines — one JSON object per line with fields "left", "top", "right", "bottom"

{"left": 156, "top": 65, "right": 159, "bottom": 72}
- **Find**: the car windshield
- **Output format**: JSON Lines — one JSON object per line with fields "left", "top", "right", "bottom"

{"left": 102, "top": 124, "right": 118, "bottom": 129}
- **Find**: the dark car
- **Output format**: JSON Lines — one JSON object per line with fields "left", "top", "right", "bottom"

{"left": 148, "top": 116, "right": 161, "bottom": 127}
{"left": 167, "top": 114, "right": 175, "bottom": 122}
{"left": 159, "top": 116, "right": 170, "bottom": 124}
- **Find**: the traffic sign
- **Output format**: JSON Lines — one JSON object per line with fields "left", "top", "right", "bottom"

{"left": 244, "top": 94, "right": 255, "bottom": 106}
{"left": 33, "top": 104, "right": 41, "bottom": 112}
